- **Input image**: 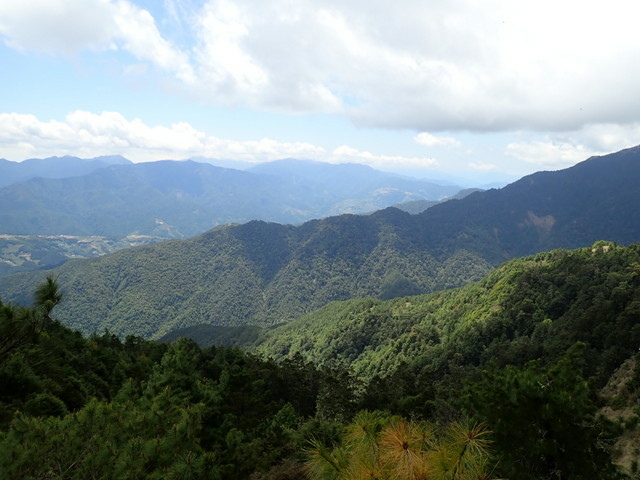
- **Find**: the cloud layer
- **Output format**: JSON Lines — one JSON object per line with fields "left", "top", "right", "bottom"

{"left": 2, "top": 0, "right": 640, "bottom": 134}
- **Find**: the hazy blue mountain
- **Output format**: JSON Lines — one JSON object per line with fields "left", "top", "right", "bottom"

{"left": 249, "top": 158, "right": 461, "bottom": 207}
{"left": 0, "top": 155, "right": 131, "bottom": 188}
{"left": 391, "top": 199, "right": 440, "bottom": 214}
{"left": 187, "top": 156, "right": 255, "bottom": 170}
{"left": 0, "top": 158, "right": 464, "bottom": 238}
{"left": 0, "top": 157, "right": 465, "bottom": 276}
{"left": 0, "top": 160, "right": 291, "bottom": 237}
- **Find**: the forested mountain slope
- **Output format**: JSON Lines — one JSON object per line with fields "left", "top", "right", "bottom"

{"left": 254, "top": 241, "right": 640, "bottom": 382}
{"left": 256, "top": 241, "right": 640, "bottom": 477}
{"left": 416, "top": 144, "right": 640, "bottom": 262}
{"left": 1, "top": 146, "right": 640, "bottom": 339}
{"left": 0, "top": 209, "right": 494, "bottom": 338}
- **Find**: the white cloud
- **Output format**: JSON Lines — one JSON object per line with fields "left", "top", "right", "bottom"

{"left": 504, "top": 122, "right": 640, "bottom": 172}
{"left": 0, "top": 0, "right": 117, "bottom": 53}
{"left": 331, "top": 145, "right": 439, "bottom": 170}
{"left": 505, "top": 140, "right": 597, "bottom": 170}
{"left": 182, "top": 0, "right": 640, "bottom": 132}
{"left": 414, "top": 132, "right": 460, "bottom": 148}
{"left": 193, "top": 1, "right": 267, "bottom": 94}
{"left": 570, "top": 123, "right": 640, "bottom": 153}
{"left": 0, "top": 111, "right": 324, "bottom": 162}
{"left": 113, "top": 1, "right": 194, "bottom": 82}
{"left": 0, "top": 0, "right": 193, "bottom": 80}
{"left": 469, "top": 162, "right": 497, "bottom": 172}
{"left": 2, "top": 0, "right": 640, "bottom": 136}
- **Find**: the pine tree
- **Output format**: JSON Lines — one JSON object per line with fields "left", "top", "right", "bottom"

{"left": 306, "top": 412, "right": 493, "bottom": 480}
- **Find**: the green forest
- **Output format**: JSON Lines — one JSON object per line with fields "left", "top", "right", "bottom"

{"left": 2, "top": 242, "right": 640, "bottom": 478}
{"left": 3, "top": 146, "right": 640, "bottom": 345}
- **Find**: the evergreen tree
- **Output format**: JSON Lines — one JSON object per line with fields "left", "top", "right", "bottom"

{"left": 463, "top": 343, "right": 623, "bottom": 479}
{"left": 306, "top": 412, "right": 493, "bottom": 480}
{"left": 0, "top": 274, "right": 61, "bottom": 367}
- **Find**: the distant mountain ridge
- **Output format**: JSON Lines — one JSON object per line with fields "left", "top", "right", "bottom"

{"left": 0, "top": 157, "right": 463, "bottom": 238}
{"left": 415, "top": 145, "right": 640, "bottom": 262}
{"left": 248, "top": 158, "right": 459, "bottom": 201}
{"left": 0, "top": 155, "right": 130, "bottom": 188}
{"left": 1, "top": 145, "right": 639, "bottom": 339}
{"left": 393, "top": 188, "right": 482, "bottom": 214}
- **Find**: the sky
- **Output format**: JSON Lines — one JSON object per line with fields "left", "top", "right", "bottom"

{"left": 1, "top": 0, "right": 640, "bottom": 186}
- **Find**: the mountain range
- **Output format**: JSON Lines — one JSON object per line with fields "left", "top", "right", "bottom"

{"left": 0, "top": 156, "right": 466, "bottom": 276}
{"left": 0, "top": 154, "right": 131, "bottom": 189}
{"left": 1, "top": 145, "right": 639, "bottom": 339}
{"left": 0, "top": 156, "right": 462, "bottom": 238}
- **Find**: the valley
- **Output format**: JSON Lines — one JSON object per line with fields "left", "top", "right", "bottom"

{"left": 0, "top": 233, "right": 164, "bottom": 277}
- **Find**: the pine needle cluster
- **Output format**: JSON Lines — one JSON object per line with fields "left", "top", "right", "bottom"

{"left": 306, "top": 412, "right": 494, "bottom": 480}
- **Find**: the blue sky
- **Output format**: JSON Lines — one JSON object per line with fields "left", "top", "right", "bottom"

{"left": 1, "top": 0, "right": 640, "bottom": 186}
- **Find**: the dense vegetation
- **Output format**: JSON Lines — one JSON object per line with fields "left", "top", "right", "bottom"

{"left": 3, "top": 241, "right": 640, "bottom": 478}
{"left": 306, "top": 412, "right": 494, "bottom": 480}
{"left": 251, "top": 241, "right": 640, "bottom": 476}
{"left": 253, "top": 242, "right": 640, "bottom": 381}
{"left": 0, "top": 280, "right": 347, "bottom": 478}
{"left": 0, "top": 279, "right": 498, "bottom": 479}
